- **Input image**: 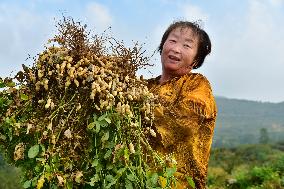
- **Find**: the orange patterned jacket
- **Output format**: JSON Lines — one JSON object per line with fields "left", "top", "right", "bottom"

{"left": 148, "top": 73, "right": 217, "bottom": 189}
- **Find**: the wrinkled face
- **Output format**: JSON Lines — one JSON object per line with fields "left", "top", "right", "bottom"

{"left": 161, "top": 27, "right": 199, "bottom": 76}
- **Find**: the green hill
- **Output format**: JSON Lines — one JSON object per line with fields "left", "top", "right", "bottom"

{"left": 213, "top": 97, "right": 284, "bottom": 148}
{"left": 207, "top": 143, "right": 284, "bottom": 189}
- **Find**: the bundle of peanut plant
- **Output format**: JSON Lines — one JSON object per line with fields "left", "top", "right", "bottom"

{"left": 0, "top": 17, "right": 178, "bottom": 189}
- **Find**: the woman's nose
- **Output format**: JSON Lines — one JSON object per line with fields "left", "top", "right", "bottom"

{"left": 171, "top": 44, "right": 181, "bottom": 53}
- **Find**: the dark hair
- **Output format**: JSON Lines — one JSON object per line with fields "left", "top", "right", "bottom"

{"left": 158, "top": 21, "right": 211, "bottom": 69}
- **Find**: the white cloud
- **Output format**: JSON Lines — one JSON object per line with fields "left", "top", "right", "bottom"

{"left": 204, "top": 0, "right": 284, "bottom": 102}
{"left": 84, "top": 2, "right": 112, "bottom": 32}
{"left": 0, "top": 3, "right": 54, "bottom": 77}
{"left": 269, "top": 0, "right": 284, "bottom": 6}
{"left": 181, "top": 3, "right": 209, "bottom": 23}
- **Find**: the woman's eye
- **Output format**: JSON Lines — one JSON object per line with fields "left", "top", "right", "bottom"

{"left": 169, "top": 39, "right": 176, "bottom": 43}
{"left": 184, "top": 44, "right": 191, "bottom": 48}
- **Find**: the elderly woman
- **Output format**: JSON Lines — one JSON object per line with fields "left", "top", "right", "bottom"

{"left": 148, "top": 21, "right": 217, "bottom": 189}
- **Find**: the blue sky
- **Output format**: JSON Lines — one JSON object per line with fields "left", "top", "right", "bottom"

{"left": 1, "top": 0, "right": 284, "bottom": 102}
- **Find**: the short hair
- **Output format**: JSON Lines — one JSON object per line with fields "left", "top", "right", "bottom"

{"left": 158, "top": 21, "right": 211, "bottom": 69}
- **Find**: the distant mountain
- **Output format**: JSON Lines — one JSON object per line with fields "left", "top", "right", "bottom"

{"left": 212, "top": 96, "right": 284, "bottom": 148}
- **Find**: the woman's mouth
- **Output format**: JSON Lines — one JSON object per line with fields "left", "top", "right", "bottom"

{"left": 168, "top": 55, "right": 181, "bottom": 63}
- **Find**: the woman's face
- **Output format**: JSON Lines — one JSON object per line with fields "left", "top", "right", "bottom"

{"left": 161, "top": 27, "right": 199, "bottom": 76}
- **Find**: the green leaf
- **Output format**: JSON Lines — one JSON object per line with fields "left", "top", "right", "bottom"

{"left": 186, "top": 176, "right": 195, "bottom": 188}
{"left": 31, "top": 176, "right": 38, "bottom": 187}
{"left": 125, "top": 179, "right": 133, "bottom": 189}
{"left": 93, "top": 113, "right": 98, "bottom": 120}
{"left": 0, "top": 97, "right": 4, "bottom": 107}
{"left": 6, "top": 81, "right": 15, "bottom": 87}
{"left": 88, "top": 174, "right": 100, "bottom": 186}
{"left": 23, "top": 180, "right": 31, "bottom": 188}
{"left": 0, "top": 134, "right": 6, "bottom": 141}
{"left": 95, "top": 121, "right": 101, "bottom": 133}
{"left": 105, "top": 175, "right": 116, "bottom": 188}
{"left": 91, "top": 159, "right": 99, "bottom": 167}
{"left": 50, "top": 183, "right": 59, "bottom": 189}
{"left": 124, "top": 147, "right": 129, "bottom": 161}
{"left": 5, "top": 117, "right": 15, "bottom": 125}
{"left": 101, "top": 131, "right": 109, "bottom": 142}
{"left": 66, "top": 181, "right": 73, "bottom": 189}
{"left": 40, "top": 144, "right": 46, "bottom": 153}
{"left": 150, "top": 173, "right": 159, "bottom": 185}
{"left": 104, "top": 149, "right": 112, "bottom": 159}
{"left": 115, "top": 120, "right": 121, "bottom": 129}
{"left": 0, "top": 82, "right": 5, "bottom": 88}
{"left": 87, "top": 122, "right": 96, "bottom": 129}
{"left": 117, "top": 168, "right": 126, "bottom": 175}
{"left": 8, "top": 127, "right": 13, "bottom": 141}
{"left": 36, "top": 158, "right": 45, "bottom": 162}
{"left": 28, "top": 144, "right": 40, "bottom": 158}
{"left": 99, "top": 119, "right": 109, "bottom": 127}
{"left": 98, "top": 114, "right": 107, "bottom": 121}
{"left": 106, "top": 163, "right": 113, "bottom": 170}
{"left": 34, "top": 164, "right": 42, "bottom": 173}
{"left": 104, "top": 117, "right": 111, "bottom": 124}
{"left": 45, "top": 164, "right": 51, "bottom": 172}
{"left": 20, "top": 93, "right": 29, "bottom": 101}
{"left": 127, "top": 174, "right": 136, "bottom": 182}
{"left": 105, "top": 174, "right": 114, "bottom": 182}
{"left": 96, "top": 161, "right": 103, "bottom": 172}
{"left": 165, "top": 167, "right": 176, "bottom": 177}
{"left": 7, "top": 99, "right": 13, "bottom": 106}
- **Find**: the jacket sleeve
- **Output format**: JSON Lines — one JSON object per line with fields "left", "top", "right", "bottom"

{"left": 177, "top": 73, "right": 217, "bottom": 121}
